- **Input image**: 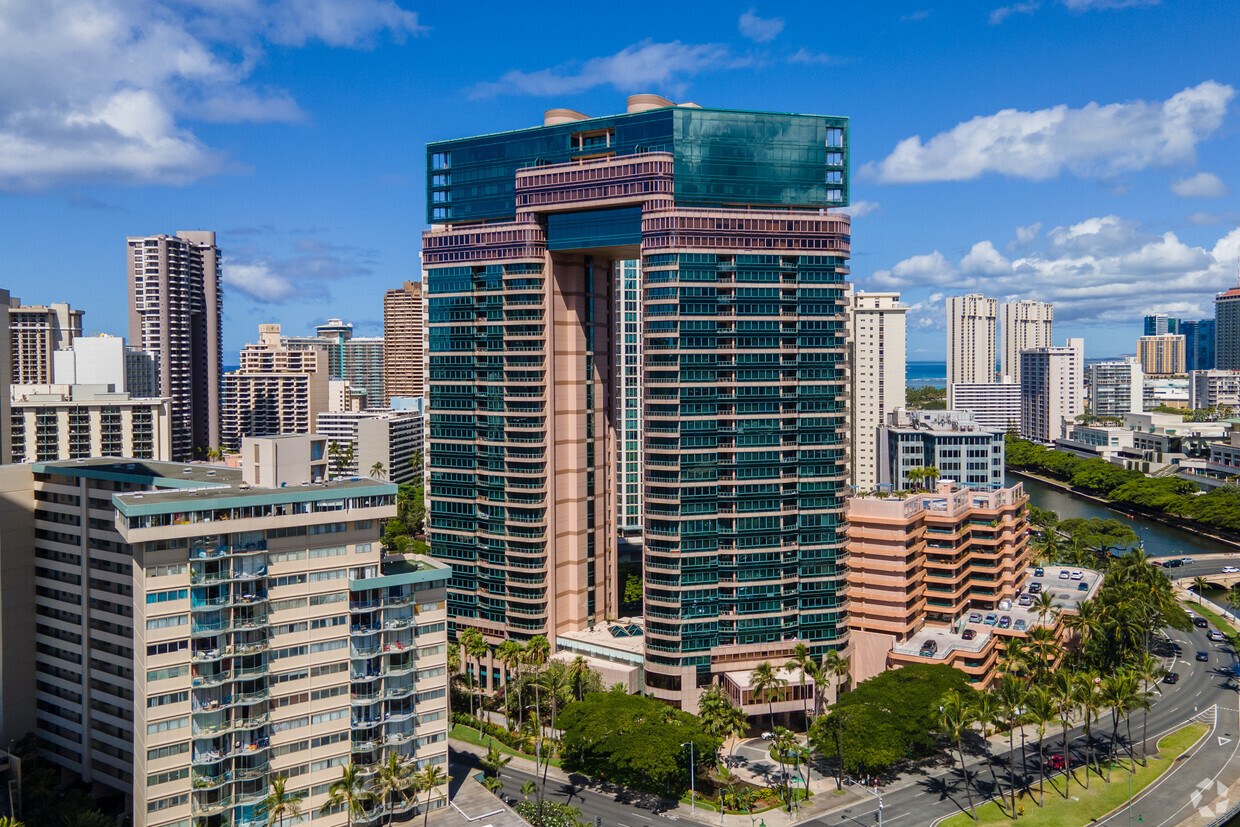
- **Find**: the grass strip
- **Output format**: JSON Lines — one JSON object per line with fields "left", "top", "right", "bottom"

{"left": 449, "top": 723, "right": 563, "bottom": 768}
{"left": 939, "top": 721, "right": 1207, "bottom": 827}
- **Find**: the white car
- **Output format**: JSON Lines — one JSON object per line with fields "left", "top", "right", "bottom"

{"left": 1070, "top": 571, "right": 1083, "bottom": 580}
{"left": 761, "top": 732, "right": 774, "bottom": 740}
{"left": 1223, "top": 566, "right": 1239, "bottom": 574}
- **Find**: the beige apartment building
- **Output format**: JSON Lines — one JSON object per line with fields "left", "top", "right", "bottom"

{"left": 849, "top": 290, "right": 907, "bottom": 491}
{"left": 1138, "top": 334, "right": 1186, "bottom": 376}
{"left": 222, "top": 324, "right": 331, "bottom": 451}
{"left": 0, "top": 440, "right": 449, "bottom": 827}
{"left": 383, "top": 281, "right": 423, "bottom": 404}
{"left": 8, "top": 298, "right": 83, "bottom": 384}
{"left": 10, "top": 384, "right": 172, "bottom": 462}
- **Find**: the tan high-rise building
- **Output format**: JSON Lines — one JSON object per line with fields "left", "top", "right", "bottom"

{"left": 9, "top": 384, "right": 172, "bottom": 462}
{"left": 384, "top": 281, "right": 423, "bottom": 404}
{"left": 948, "top": 294, "right": 998, "bottom": 388}
{"left": 1138, "top": 334, "right": 1186, "bottom": 376}
{"left": 1, "top": 444, "right": 450, "bottom": 827}
{"left": 849, "top": 290, "right": 907, "bottom": 491}
{"left": 222, "top": 324, "right": 330, "bottom": 451}
{"left": 1000, "top": 300, "right": 1052, "bottom": 383}
{"left": 127, "top": 231, "right": 223, "bottom": 461}
{"left": 8, "top": 299, "right": 83, "bottom": 384}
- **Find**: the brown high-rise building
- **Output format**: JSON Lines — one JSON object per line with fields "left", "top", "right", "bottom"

{"left": 127, "top": 231, "right": 222, "bottom": 461}
{"left": 384, "top": 280, "right": 423, "bottom": 404}
{"left": 8, "top": 299, "right": 83, "bottom": 384}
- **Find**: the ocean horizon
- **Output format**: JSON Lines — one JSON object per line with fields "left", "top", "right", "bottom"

{"left": 907, "top": 360, "right": 947, "bottom": 388}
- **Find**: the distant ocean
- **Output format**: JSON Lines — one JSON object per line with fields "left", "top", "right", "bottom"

{"left": 907, "top": 360, "right": 947, "bottom": 389}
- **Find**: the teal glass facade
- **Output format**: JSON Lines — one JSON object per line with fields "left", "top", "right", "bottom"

{"left": 424, "top": 101, "right": 851, "bottom": 707}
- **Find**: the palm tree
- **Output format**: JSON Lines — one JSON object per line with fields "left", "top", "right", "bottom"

{"left": 261, "top": 775, "right": 305, "bottom": 827}
{"left": 940, "top": 690, "right": 979, "bottom": 822}
{"left": 497, "top": 639, "right": 525, "bottom": 726}
{"left": 996, "top": 674, "right": 1027, "bottom": 813}
{"left": 1228, "top": 584, "right": 1240, "bottom": 620}
{"left": 534, "top": 660, "right": 572, "bottom": 758}
{"left": 749, "top": 661, "right": 787, "bottom": 732}
{"left": 772, "top": 727, "right": 799, "bottom": 811}
{"left": 697, "top": 686, "right": 733, "bottom": 739}
{"left": 1193, "top": 576, "right": 1210, "bottom": 603}
{"left": 1027, "top": 626, "right": 1058, "bottom": 678}
{"left": 416, "top": 765, "right": 450, "bottom": 827}
{"left": 482, "top": 776, "right": 504, "bottom": 794}
{"left": 567, "top": 655, "right": 592, "bottom": 701}
{"left": 1025, "top": 686, "right": 1057, "bottom": 807}
{"left": 482, "top": 743, "right": 512, "bottom": 780}
{"left": 1074, "top": 673, "right": 1101, "bottom": 789}
{"left": 820, "top": 647, "right": 851, "bottom": 716}
{"left": 970, "top": 691, "right": 1006, "bottom": 809}
{"left": 1049, "top": 670, "right": 1077, "bottom": 797}
{"left": 923, "top": 465, "right": 941, "bottom": 487}
{"left": 720, "top": 705, "right": 750, "bottom": 767}
{"left": 1033, "top": 591, "right": 1058, "bottom": 626}
{"left": 997, "top": 638, "right": 1032, "bottom": 678}
{"left": 459, "top": 627, "right": 489, "bottom": 719}
{"left": 1064, "top": 598, "right": 1101, "bottom": 653}
{"left": 904, "top": 466, "right": 925, "bottom": 490}
{"left": 410, "top": 448, "right": 424, "bottom": 475}
{"left": 524, "top": 635, "right": 550, "bottom": 669}
{"left": 372, "top": 752, "right": 413, "bottom": 827}
{"left": 321, "top": 762, "right": 375, "bottom": 826}
{"left": 370, "top": 461, "right": 386, "bottom": 480}
{"left": 784, "top": 642, "right": 818, "bottom": 727}
{"left": 520, "top": 781, "right": 537, "bottom": 802}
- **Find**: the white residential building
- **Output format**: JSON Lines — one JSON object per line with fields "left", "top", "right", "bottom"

{"left": 1020, "top": 338, "right": 1084, "bottom": 442}
{"left": 52, "top": 333, "right": 158, "bottom": 395}
{"left": 1000, "top": 300, "right": 1053, "bottom": 383}
{"left": 948, "top": 294, "right": 998, "bottom": 386}
{"left": 1088, "top": 357, "right": 1145, "bottom": 418}
{"left": 9, "top": 384, "right": 172, "bottom": 462}
{"left": 1189, "top": 370, "right": 1240, "bottom": 411}
{"left": 316, "top": 410, "right": 424, "bottom": 484}
{"left": 849, "top": 290, "right": 907, "bottom": 491}
{"left": 947, "top": 382, "right": 1021, "bottom": 431}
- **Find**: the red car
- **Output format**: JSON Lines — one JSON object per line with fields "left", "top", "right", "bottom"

{"left": 1046, "top": 754, "right": 1074, "bottom": 771}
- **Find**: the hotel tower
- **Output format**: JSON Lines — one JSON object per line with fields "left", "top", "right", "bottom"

{"left": 423, "top": 96, "right": 852, "bottom": 710}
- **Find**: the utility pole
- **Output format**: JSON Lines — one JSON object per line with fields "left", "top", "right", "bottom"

{"left": 845, "top": 778, "right": 883, "bottom": 827}
{"left": 682, "top": 741, "right": 696, "bottom": 810}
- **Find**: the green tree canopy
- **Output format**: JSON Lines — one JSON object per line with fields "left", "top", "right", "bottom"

{"left": 808, "top": 663, "right": 976, "bottom": 775}
{"left": 556, "top": 692, "right": 719, "bottom": 795}
{"left": 1057, "top": 517, "right": 1139, "bottom": 553}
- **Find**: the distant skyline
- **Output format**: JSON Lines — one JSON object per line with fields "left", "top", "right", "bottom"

{"left": 1, "top": 1, "right": 1238, "bottom": 359}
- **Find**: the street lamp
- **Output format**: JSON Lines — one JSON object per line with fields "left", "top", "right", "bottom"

{"left": 844, "top": 778, "right": 883, "bottom": 827}
{"left": 682, "top": 741, "right": 695, "bottom": 811}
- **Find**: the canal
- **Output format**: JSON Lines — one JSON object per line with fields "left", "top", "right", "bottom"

{"left": 1007, "top": 473, "right": 1235, "bottom": 560}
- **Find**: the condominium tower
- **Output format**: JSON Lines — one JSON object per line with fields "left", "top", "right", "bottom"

{"left": 1216, "top": 286, "right": 1240, "bottom": 370}
{"left": 849, "top": 290, "right": 906, "bottom": 491}
{"left": 614, "top": 259, "right": 643, "bottom": 546}
{"left": 999, "top": 300, "right": 1052, "bottom": 383}
{"left": 424, "top": 96, "right": 852, "bottom": 711}
{"left": 1020, "top": 338, "right": 1084, "bottom": 442}
{"left": 384, "top": 281, "right": 424, "bottom": 404}
{"left": 1087, "top": 357, "right": 1144, "bottom": 418}
{"left": 1137, "top": 334, "right": 1186, "bottom": 376}
{"left": 222, "top": 324, "right": 330, "bottom": 450}
{"left": 127, "top": 232, "right": 223, "bottom": 460}
{"left": 1143, "top": 314, "right": 1180, "bottom": 336}
{"left": 8, "top": 298, "right": 83, "bottom": 383}
{"left": 947, "top": 294, "right": 998, "bottom": 387}
{"left": 1182, "top": 319, "right": 1216, "bottom": 372}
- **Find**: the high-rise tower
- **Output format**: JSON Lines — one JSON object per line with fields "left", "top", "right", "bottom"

{"left": 384, "top": 281, "right": 424, "bottom": 405}
{"left": 423, "top": 97, "right": 851, "bottom": 711}
{"left": 848, "top": 290, "right": 906, "bottom": 491}
{"left": 127, "top": 231, "right": 222, "bottom": 460}
{"left": 1000, "top": 300, "right": 1052, "bottom": 383}
{"left": 947, "top": 294, "right": 998, "bottom": 388}
{"left": 1216, "top": 282, "right": 1240, "bottom": 370}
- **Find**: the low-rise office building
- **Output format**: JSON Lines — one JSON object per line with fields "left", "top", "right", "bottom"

{"left": 315, "top": 411, "right": 424, "bottom": 484}
{"left": 947, "top": 382, "right": 1021, "bottom": 431}
{"left": 1189, "top": 370, "right": 1240, "bottom": 411}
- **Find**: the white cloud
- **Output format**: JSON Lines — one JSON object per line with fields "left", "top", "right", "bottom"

{"left": 858, "top": 216, "right": 1240, "bottom": 326}
{"left": 0, "top": 0, "right": 423, "bottom": 190}
{"left": 990, "top": 2, "right": 1040, "bottom": 25}
{"left": 469, "top": 40, "right": 737, "bottom": 98}
{"left": 788, "top": 48, "right": 835, "bottom": 65}
{"left": 1060, "top": 0, "right": 1159, "bottom": 9}
{"left": 1009, "top": 222, "right": 1043, "bottom": 250}
{"left": 223, "top": 235, "right": 376, "bottom": 303}
{"left": 1171, "top": 172, "right": 1230, "bottom": 199}
{"left": 901, "top": 10, "right": 931, "bottom": 21}
{"left": 839, "top": 200, "right": 881, "bottom": 218}
{"left": 738, "top": 9, "right": 784, "bottom": 43}
{"left": 862, "top": 81, "right": 1235, "bottom": 184}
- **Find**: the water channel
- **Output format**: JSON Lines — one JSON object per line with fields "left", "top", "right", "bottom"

{"left": 1005, "top": 473, "right": 1234, "bottom": 560}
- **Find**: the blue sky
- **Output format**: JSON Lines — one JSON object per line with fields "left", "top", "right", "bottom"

{"left": 1, "top": 0, "right": 1238, "bottom": 361}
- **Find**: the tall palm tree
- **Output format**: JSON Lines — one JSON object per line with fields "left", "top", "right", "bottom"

{"left": 482, "top": 743, "right": 512, "bottom": 780}
{"left": 997, "top": 638, "right": 1032, "bottom": 678}
{"left": 697, "top": 686, "right": 733, "bottom": 745}
{"left": 416, "top": 765, "right": 450, "bottom": 827}
{"left": 534, "top": 661, "right": 572, "bottom": 743}
{"left": 261, "top": 775, "right": 305, "bottom": 827}
{"left": 820, "top": 647, "right": 851, "bottom": 716}
{"left": 1064, "top": 598, "right": 1101, "bottom": 653}
{"left": 567, "top": 655, "right": 592, "bottom": 702}
{"left": 1074, "top": 673, "right": 1101, "bottom": 789}
{"left": 1027, "top": 626, "right": 1058, "bottom": 679}
{"left": 1033, "top": 591, "right": 1058, "bottom": 626}
{"left": 996, "top": 674, "right": 1027, "bottom": 813}
{"left": 1024, "top": 686, "right": 1057, "bottom": 808}
{"left": 940, "top": 690, "right": 979, "bottom": 822}
{"left": 520, "top": 781, "right": 537, "bottom": 802}
{"left": 321, "top": 763, "right": 375, "bottom": 826}
{"left": 370, "top": 461, "right": 386, "bottom": 480}
{"left": 784, "top": 642, "right": 819, "bottom": 727}
{"left": 524, "top": 635, "right": 550, "bottom": 668}
{"left": 970, "top": 691, "right": 1006, "bottom": 809}
{"left": 461, "top": 628, "right": 491, "bottom": 717}
{"left": 372, "top": 752, "right": 413, "bottom": 827}
{"left": 749, "top": 661, "right": 787, "bottom": 732}
{"left": 721, "top": 705, "right": 750, "bottom": 767}
{"left": 1193, "top": 576, "right": 1210, "bottom": 604}
{"left": 1049, "top": 671, "right": 1077, "bottom": 798}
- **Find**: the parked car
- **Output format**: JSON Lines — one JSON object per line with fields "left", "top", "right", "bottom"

{"left": 999, "top": 599, "right": 1013, "bottom": 611}
{"left": 1059, "top": 570, "right": 1071, "bottom": 579}
{"left": 1014, "top": 619, "right": 1027, "bottom": 631}
{"left": 1029, "top": 583, "right": 1043, "bottom": 594}
{"left": 1163, "top": 672, "right": 1180, "bottom": 684}
{"left": 1194, "top": 617, "right": 1209, "bottom": 628}
{"left": 920, "top": 641, "right": 939, "bottom": 657}
{"left": 1070, "top": 570, "right": 1083, "bottom": 580}
{"left": 968, "top": 612, "right": 983, "bottom": 624}
{"left": 1034, "top": 567, "right": 1045, "bottom": 577}
{"left": 1223, "top": 565, "right": 1240, "bottom": 574}
{"left": 1197, "top": 651, "right": 1210, "bottom": 662}
{"left": 962, "top": 629, "right": 977, "bottom": 641}
{"left": 984, "top": 613, "right": 998, "bottom": 626}
{"left": 1077, "top": 582, "right": 1089, "bottom": 591}
{"left": 998, "top": 615, "right": 1012, "bottom": 629}
{"left": 1018, "top": 594, "right": 1033, "bottom": 607}
{"left": 761, "top": 731, "right": 774, "bottom": 740}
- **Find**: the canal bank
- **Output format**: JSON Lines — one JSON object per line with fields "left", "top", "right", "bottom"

{"left": 1008, "top": 471, "right": 1240, "bottom": 557}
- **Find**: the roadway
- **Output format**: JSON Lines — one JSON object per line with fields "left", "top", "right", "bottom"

{"left": 451, "top": 619, "right": 1240, "bottom": 827}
